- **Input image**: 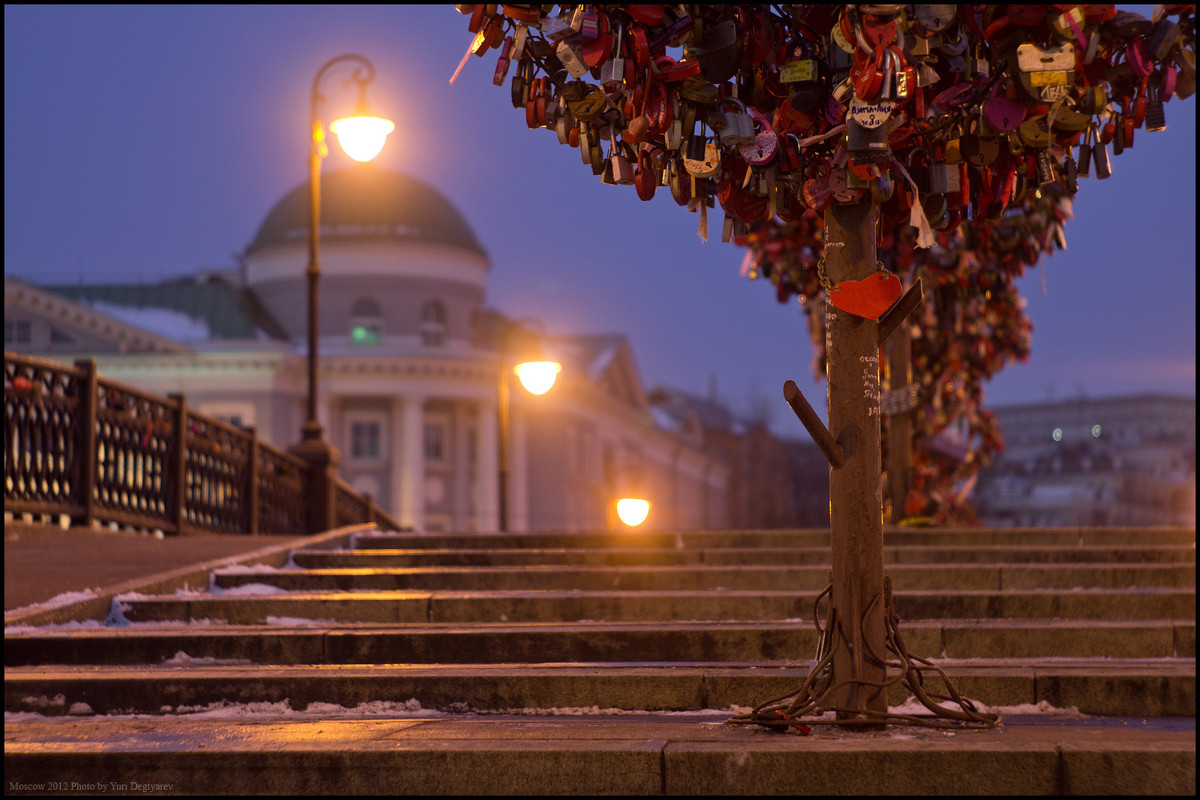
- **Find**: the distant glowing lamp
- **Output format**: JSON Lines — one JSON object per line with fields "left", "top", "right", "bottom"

{"left": 330, "top": 113, "right": 394, "bottom": 162}
{"left": 514, "top": 360, "right": 562, "bottom": 396}
{"left": 616, "top": 498, "right": 651, "bottom": 527}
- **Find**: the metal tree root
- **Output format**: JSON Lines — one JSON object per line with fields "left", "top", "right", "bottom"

{"left": 727, "top": 577, "right": 1001, "bottom": 732}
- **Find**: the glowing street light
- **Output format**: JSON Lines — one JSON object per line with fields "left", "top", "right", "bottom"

{"left": 514, "top": 360, "right": 561, "bottom": 396}
{"left": 299, "top": 54, "right": 393, "bottom": 447}
{"left": 616, "top": 497, "right": 651, "bottom": 527}
{"left": 497, "top": 319, "right": 560, "bottom": 531}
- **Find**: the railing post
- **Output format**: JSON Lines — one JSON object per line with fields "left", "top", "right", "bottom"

{"left": 246, "top": 426, "right": 260, "bottom": 535}
{"left": 290, "top": 439, "right": 340, "bottom": 534}
{"left": 71, "top": 359, "right": 97, "bottom": 529}
{"left": 168, "top": 393, "right": 187, "bottom": 536}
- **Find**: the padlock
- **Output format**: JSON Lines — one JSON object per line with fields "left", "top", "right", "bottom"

{"left": 610, "top": 131, "right": 635, "bottom": 185}
{"left": 970, "top": 42, "right": 990, "bottom": 79}
{"left": 556, "top": 41, "right": 590, "bottom": 78}
{"left": 1035, "top": 149, "right": 1058, "bottom": 188}
{"left": 684, "top": 139, "right": 722, "bottom": 178}
{"left": 1015, "top": 42, "right": 1075, "bottom": 103}
{"left": 1093, "top": 135, "right": 1112, "bottom": 179}
{"left": 888, "top": 48, "right": 912, "bottom": 100}
{"left": 685, "top": 117, "right": 707, "bottom": 160}
{"left": 929, "top": 156, "right": 960, "bottom": 194}
{"left": 847, "top": 116, "right": 892, "bottom": 164}
{"left": 781, "top": 36, "right": 827, "bottom": 113}
{"left": 737, "top": 110, "right": 779, "bottom": 166}
{"left": 1049, "top": 5, "right": 1086, "bottom": 45}
{"left": 717, "top": 98, "right": 756, "bottom": 146}
{"left": 1173, "top": 47, "right": 1196, "bottom": 100}
{"left": 564, "top": 8, "right": 599, "bottom": 46}
{"left": 598, "top": 23, "right": 625, "bottom": 89}
{"left": 1061, "top": 152, "right": 1078, "bottom": 194}
{"left": 1144, "top": 80, "right": 1166, "bottom": 132}
{"left": 943, "top": 122, "right": 964, "bottom": 164}
{"left": 1076, "top": 123, "right": 1093, "bottom": 178}
{"left": 961, "top": 117, "right": 1000, "bottom": 166}
{"left": 913, "top": 4, "right": 956, "bottom": 36}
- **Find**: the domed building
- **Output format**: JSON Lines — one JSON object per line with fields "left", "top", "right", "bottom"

{"left": 5, "top": 165, "right": 729, "bottom": 532}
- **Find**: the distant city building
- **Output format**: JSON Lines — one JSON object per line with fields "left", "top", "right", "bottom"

{"left": 974, "top": 394, "right": 1195, "bottom": 527}
{"left": 649, "top": 387, "right": 830, "bottom": 529}
{"left": 4, "top": 165, "right": 728, "bottom": 532}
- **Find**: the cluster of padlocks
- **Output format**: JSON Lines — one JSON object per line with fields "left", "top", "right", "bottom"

{"left": 457, "top": 4, "right": 1194, "bottom": 244}
{"left": 455, "top": 4, "right": 1193, "bottom": 523}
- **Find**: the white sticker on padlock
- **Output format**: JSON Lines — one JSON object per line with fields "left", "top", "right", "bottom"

{"left": 848, "top": 98, "right": 895, "bottom": 129}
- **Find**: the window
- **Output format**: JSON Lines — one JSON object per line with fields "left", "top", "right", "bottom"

{"left": 421, "top": 301, "right": 447, "bottom": 347}
{"left": 5, "top": 320, "right": 31, "bottom": 345}
{"left": 199, "top": 402, "right": 256, "bottom": 430}
{"left": 424, "top": 421, "right": 446, "bottom": 462}
{"left": 350, "top": 297, "right": 382, "bottom": 347}
{"left": 50, "top": 326, "right": 74, "bottom": 345}
{"left": 350, "top": 421, "right": 382, "bottom": 460}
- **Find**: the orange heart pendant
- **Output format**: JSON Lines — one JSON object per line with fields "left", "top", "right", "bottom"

{"left": 829, "top": 272, "right": 902, "bottom": 320}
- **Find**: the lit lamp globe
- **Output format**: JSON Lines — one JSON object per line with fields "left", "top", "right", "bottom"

{"left": 329, "top": 114, "right": 395, "bottom": 162}
{"left": 514, "top": 361, "right": 562, "bottom": 396}
{"left": 616, "top": 498, "right": 650, "bottom": 527}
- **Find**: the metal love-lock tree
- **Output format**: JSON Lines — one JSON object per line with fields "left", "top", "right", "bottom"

{"left": 452, "top": 3, "right": 1196, "bottom": 729}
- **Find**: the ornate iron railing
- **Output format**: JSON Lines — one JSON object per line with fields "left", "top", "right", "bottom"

{"left": 4, "top": 352, "right": 401, "bottom": 535}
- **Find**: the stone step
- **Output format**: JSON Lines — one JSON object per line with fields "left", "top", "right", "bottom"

{"left": 4, "top": 713, "right": 1194, "bottom": 796}
{"left": 350, "top": 526, "right": 1196, "bottom": 551}
{"left": 5, "top": 659, "right": 1196, "bottom": 718}
{"left": 6, "top": 620, "right": 1193, "bottom": 667}
{"left": 108, "top": 587, "right": 1197, "bottom": 625}
{"left": 212, "top": 562, "right": 1196, "bottom": 592}
{"left": 295, "top": 543, "right": 1200, "bottom": 568}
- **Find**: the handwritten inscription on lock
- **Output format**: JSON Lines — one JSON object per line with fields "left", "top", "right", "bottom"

{"left": 848, "top": 98, "right": 894, "bottom": 129}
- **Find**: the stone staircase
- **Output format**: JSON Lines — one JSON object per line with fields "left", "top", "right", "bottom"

{"left": 5, "top": 525, "right": 1195, "bottom": 795}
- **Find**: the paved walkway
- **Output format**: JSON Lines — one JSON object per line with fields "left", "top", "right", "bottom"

{"left": 4, "top": 522, "right": 289, "bottom": 613}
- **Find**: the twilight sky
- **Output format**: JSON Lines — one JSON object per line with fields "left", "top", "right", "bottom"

{"left": 4, "top": 5, "right": 1195, "bottom": 437}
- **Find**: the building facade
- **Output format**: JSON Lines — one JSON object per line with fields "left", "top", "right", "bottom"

{"left": 974, "top": 394, "right": 1195, "bottom": 527}
{"left": 4, "top": 165, "right": 728, "bottom": 532}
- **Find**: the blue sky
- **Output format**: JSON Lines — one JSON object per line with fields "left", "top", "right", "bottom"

{"left": 4, "top": 5, "right": 1195, "bottom": 436}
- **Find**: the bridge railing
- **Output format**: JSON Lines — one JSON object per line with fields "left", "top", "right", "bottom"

{"left": 4, "top": 352, "right": 402, "bottom": 535}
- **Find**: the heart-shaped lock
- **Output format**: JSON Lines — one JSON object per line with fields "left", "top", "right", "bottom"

{"left": 829, "top": 272, "right": 902, "bottom": 320}
{"left": 982, "top": 83, "right": 1025, "bottom": 133}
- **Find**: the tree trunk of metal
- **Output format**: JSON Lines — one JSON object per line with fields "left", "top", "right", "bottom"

{"left": 823, "top": 198, "right": 888, "bottom": 725}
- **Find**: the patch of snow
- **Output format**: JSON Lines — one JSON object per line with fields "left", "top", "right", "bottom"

{"left": 159, "top": 651, "right": 252, "bottom": 667}
{"left": 264, "top": 616, "right": 340, "bottom": 627}
{"left": 5, "top": 588, "right": 101, "bottom": 617}
{"left": 889, "top": 695, "right": 1082, "bottom": 717}
{"left": 83, "top": 299, "right": 210, "bottom": 343}
{"left": 208, "top": 582, "right": 288, "bottom": 596}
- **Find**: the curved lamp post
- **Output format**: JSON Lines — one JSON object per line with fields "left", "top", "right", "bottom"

{"left": 300, "top": 54, "right": 394, "bottom": 446}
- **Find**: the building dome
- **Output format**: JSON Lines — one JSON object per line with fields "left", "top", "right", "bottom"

{"left": 245, "top": 164, "right": 487, "bottom": 259}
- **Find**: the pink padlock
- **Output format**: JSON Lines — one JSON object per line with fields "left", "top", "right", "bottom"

{"left": 982, "top": 84, "right": 1026, "bottom": 132}
{"left": 1127, "top": 37, "right": 1154, "bottom": 79}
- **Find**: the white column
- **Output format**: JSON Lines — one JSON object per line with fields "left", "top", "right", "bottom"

{"left": 509, "top": 407, "right": 529, "bottom": 532}
{"left": 393, "top": 395, "right": 425, "bottom": 531}
{"left": 476, "top": 399, "right": 499, "bottom": 532}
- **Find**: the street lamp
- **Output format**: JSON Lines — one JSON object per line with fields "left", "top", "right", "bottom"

{"left": 299, "top": 54, "right": 393, "bottom": 446}
{"left": 497, "top": 321, "right": 560, "bottom": 531}
{"left": 616, "top": 497, "right": 651, "bottom": 527}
